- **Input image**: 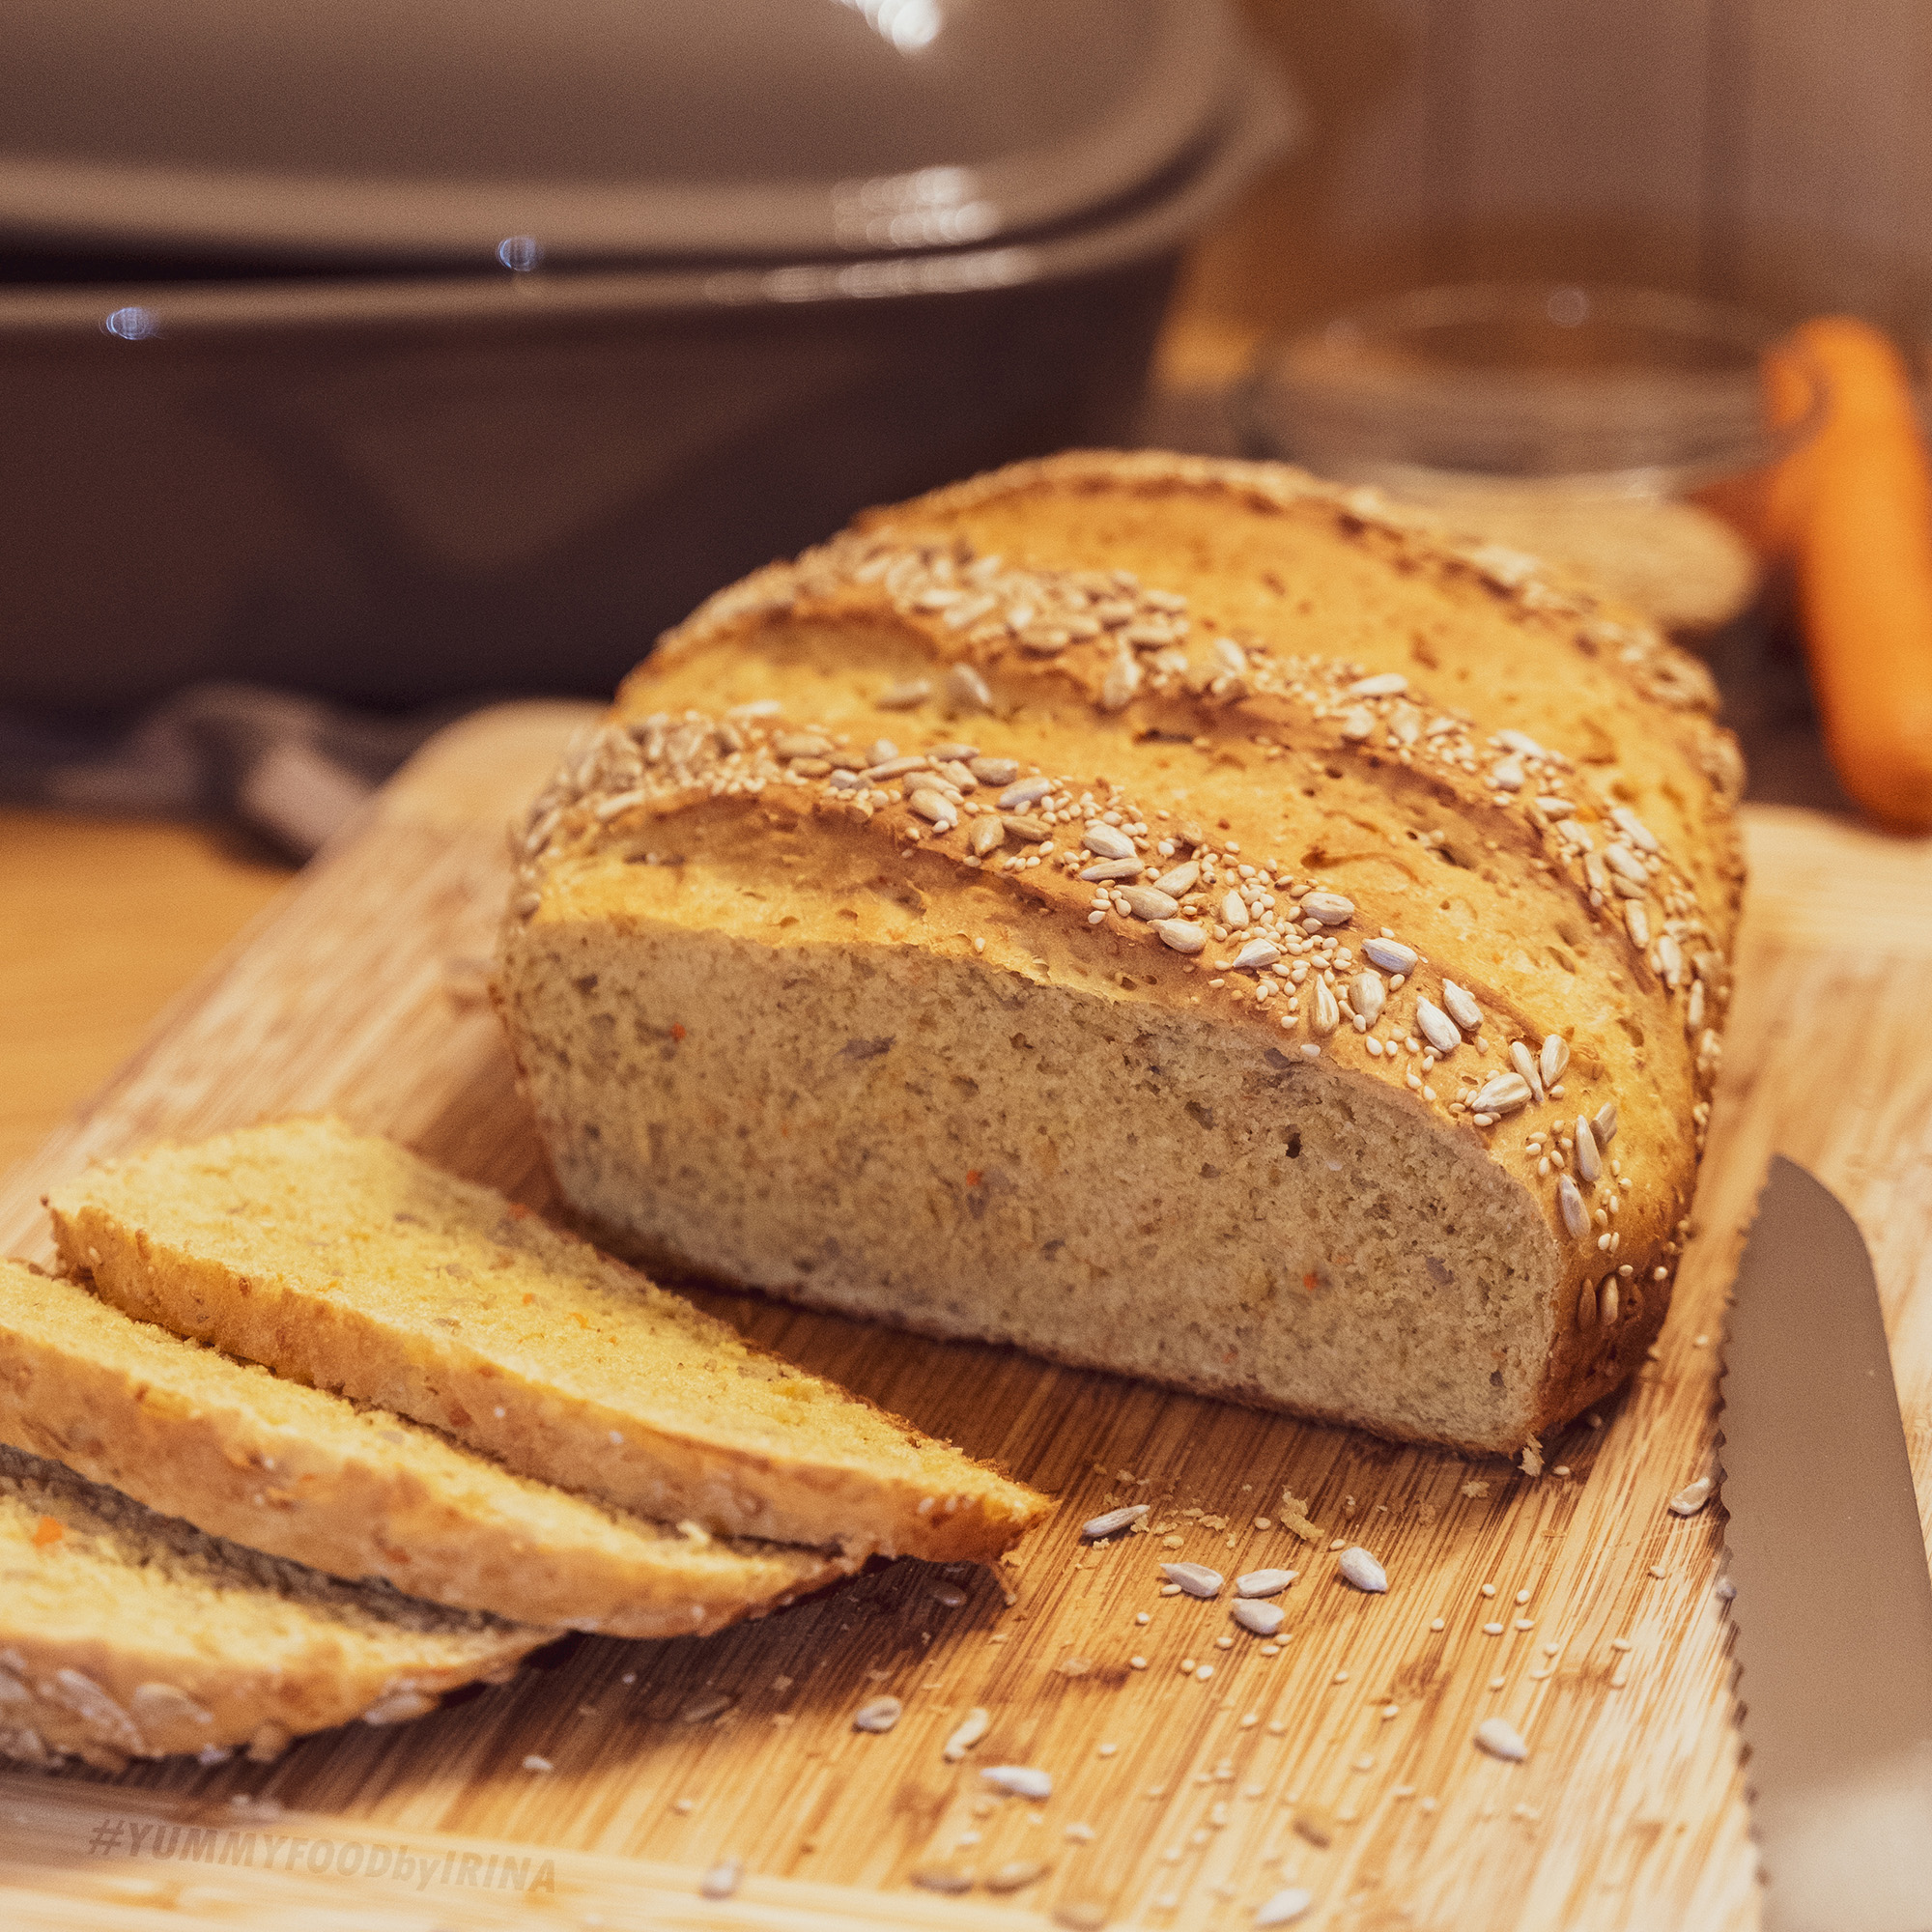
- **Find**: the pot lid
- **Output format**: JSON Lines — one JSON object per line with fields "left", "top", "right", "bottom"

{"left": 0, "top": 0, "right": 1241, "bottom": 267}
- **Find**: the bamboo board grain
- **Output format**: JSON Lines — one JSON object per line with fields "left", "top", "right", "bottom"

{"left": 4, "top": 702, "right": 1931, "bottom": 1932}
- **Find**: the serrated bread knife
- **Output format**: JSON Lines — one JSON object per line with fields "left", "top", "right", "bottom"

{"left": 1720, "top": 1155, "right": 1932, "bottom": 1930}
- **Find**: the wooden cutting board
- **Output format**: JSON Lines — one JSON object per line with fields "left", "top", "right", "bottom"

{"left": 5, "top": 701, "right": 1931, "bottom": 1932}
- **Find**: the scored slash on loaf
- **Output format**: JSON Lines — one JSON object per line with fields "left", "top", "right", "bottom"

{"left": 496, "top": 449, "right": 1743, "bottom": 1459}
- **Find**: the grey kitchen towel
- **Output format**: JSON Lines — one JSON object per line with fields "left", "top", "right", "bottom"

{"left": 1, "top": 682, "right": 475, "bottom": 859}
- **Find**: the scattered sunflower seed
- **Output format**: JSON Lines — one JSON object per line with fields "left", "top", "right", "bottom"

{"left": 1232, "top": 1600, "right": 1285, "bottom": 1637}
{"left": 1235, "top": 1569, "right": 1297, "bottom": 1598}
{"left": 981, "top": 1765, "right": 1053, "bottom": 1800}
{"left": 984, "top": 1859, "right": 1051, "bottom": 1893}
{"left": 998, "top": 777, "right": 1052, "bottom": 811}
{"left": 1080, "top": 858, "right": 1143, "bottom": 882}
{"left": 1003, "top": 813, "right": 1052, "bottom": 842}
{"left": 1255, "top": 1886, "right": 1315, "bottom": 1926}
{"left": 1234, "top": 939, "right": 1282, "bottom": 973}
{"left": 1082, "top": 1503, "right": 1151, "bottom": 1541}
{"left": 1668, "top": 1477, "right": 1714, "bottom": 1517}
{"left": 699, "top": 1856, "right": 743, "bottom": 1900}
{"left": 1292, "top": 1806, "right": 1335, "bottom": 1848}
{"left": 1122, "top": 887, "right": 1179, "bottom": 921}
{"left": 943, "top": 1708, "right": 991, "bottom": 1762}
{"left": 972, "top": 819, "right": 1007, "bottom": 858}
{"left": 1474, "top": 1717, "right": 1528, "bottom": 1761}
{"left": 1153, "top": 860, "right": 1200, "bottom": 897}
{"left": 1337, "top": 1547, "right": 1387, "bottom": 1593}
{"left": 1593, "top": 1101, "right": 1618, "bottom": 1146}
{"left": 970, "top": 755, "right": 1019, "bottom": 784}
{"left": 1154, "top": 921, "right": 1206, "bottom": 955}
{"left": 1222, "top": 889, "right": 1251, "bottom": 929}
{"left": 1053, "top": 1903, "right": 1110, "bottom": 1930}
{"left": 875, "top": 678, "right": 932, "bottom": 711}
{"left": 1575, "top": 1117, "right": 1602, "bottom": 1183}
{"left": 913, "top": 1865, "right": 975, "bottom": 1894}
{"left": 1160, "top": 1562, "right": 1225, "bottom": 1599}
{"left": 854, "top": 1695, "right": 903, "bottom": 1733}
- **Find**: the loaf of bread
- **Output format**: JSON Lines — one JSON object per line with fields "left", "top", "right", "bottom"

{"left": 0, "top": 1439, "right": 542, "bottom": 1771}
{"left": 494, "top": 452, "right": 1745, "bottom": 1463}
{"left": 0, "top": 1260, "right": 852, "bottom": 1636}
{"left": 48, "top": 1118, "right": 1045, "bottom": 1558}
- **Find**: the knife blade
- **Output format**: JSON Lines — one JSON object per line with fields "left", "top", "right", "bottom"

{"left": 1720, "top": 1154, "right": 1932, "bottom": 1932}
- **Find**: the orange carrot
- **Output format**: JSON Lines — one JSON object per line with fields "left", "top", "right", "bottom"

{"left": 1762, "top": 317, "right": 1932, "bottom": 834}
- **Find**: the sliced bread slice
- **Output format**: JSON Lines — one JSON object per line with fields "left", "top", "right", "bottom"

{"left": 46, "top": 1118, "right": 1048, "bottom": 1559}
{"left": 0, "top": 1439, "right": 544, "bottom": 1770}
{"left": 0, "top": 1260, "right": 854, "bottom": 1636}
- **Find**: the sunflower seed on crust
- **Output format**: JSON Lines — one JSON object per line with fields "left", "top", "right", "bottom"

{"left": 1362, "top": 938, "right": 1417, "bottom": 974}
{"left": 1540, "top": 1034, "right": 1570, "bottom": 1086}
{"left": 1300, "top": 891, "right": 1354, "bottom": 925}
{"left": 1557, "top": 1176, "right": 1587, "bottom": 1238}
{"left": 1415, "top": 998, "right": 1460, "bottom": 1054}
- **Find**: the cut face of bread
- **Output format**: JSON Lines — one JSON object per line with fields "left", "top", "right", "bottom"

{"left": 493, "top": 452, "right": 1744, "bottom": 1456}
{"left": 506, "top": 842, "right": 1558, "bottom": 1452}
{"left": 0, "top": 1260, "right": 855, "bottom": 1636}
{"left": 46, "top": 1119, "right": 1047, "bottom": 1560}
{"left": 0, "top": 1440, "right": 543, "bottom": 1768}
